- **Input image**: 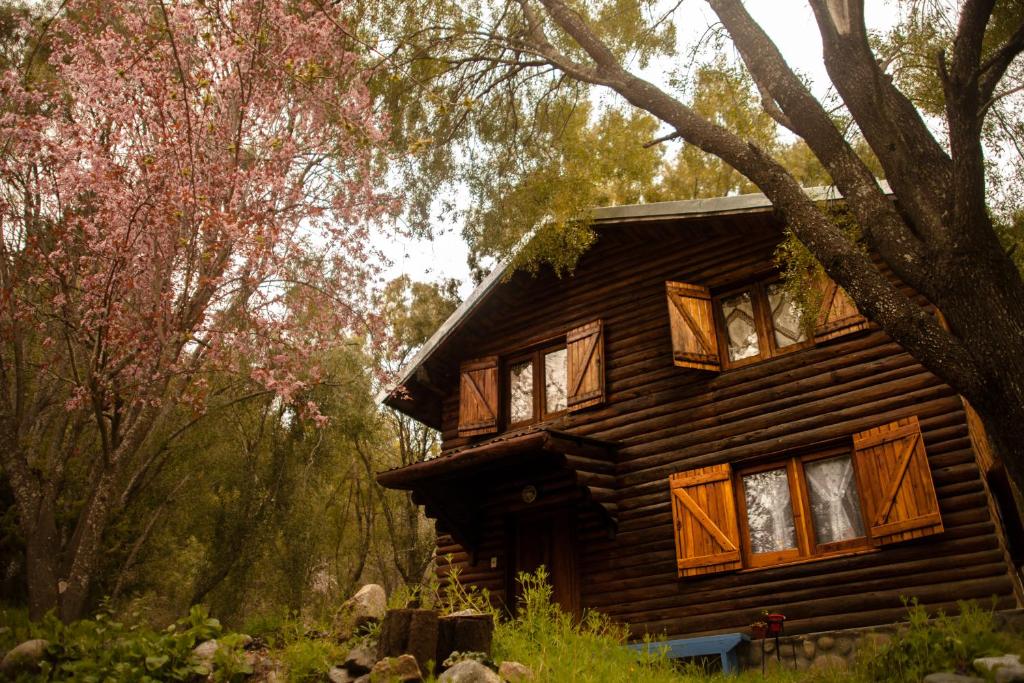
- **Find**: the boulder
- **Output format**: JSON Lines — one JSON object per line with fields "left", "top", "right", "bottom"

{"left": 329, "top": 667, "right": 357, "bottom": 683}
{"left": 192, "top": 639, "right": 219, "bottom": 671}
{"left": 816, "top": 635, "right": 835, "bottom": 651}
{"left": 923, "top": 673, "right": 985, "bottom": 683}
{"left": 335, "top": 581, "right": 387, "bottom": 634}
{"left": 976, "top": 655, "right": 1022, "bottom": 673}
{"left": 438, "top": 659, "right": 501, "bottom": 683}
{"left": 370, "top": 654, "right": 422, "bottom": 682}
{"left": 862, "top": 632, "right": 891, "bottom": 650}
{"left": 996, "top": 665, "right": 1024, "bottom": 683}
{"left": 344, "top": 642, "right": 378, "bottom": 675}
{"left": 498, "top": 660, "right": 535, "bottom": 682}
{"left": 0, "top": 639, "right": 50, "bottom": 675}
{"left": 801, "top": 639, "right": 815, "bottom": 659}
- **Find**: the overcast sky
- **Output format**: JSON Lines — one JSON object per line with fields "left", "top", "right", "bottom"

{"left": 374, "top": 1, "right": 905, "bottom": 298}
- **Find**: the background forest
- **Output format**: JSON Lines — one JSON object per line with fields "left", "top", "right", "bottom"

{"left": 2, "top": 0, "right": 1024, "bottom": 655}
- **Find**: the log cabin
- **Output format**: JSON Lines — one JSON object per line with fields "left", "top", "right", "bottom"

{"left": 377, "top": 187, "right": 1024, "bottom": 641}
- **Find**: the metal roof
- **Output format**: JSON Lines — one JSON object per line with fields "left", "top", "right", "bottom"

{"left": 377, "top": 183, "right": 887, "bottom": 406}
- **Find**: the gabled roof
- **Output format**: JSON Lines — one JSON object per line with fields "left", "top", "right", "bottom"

{"left": 380, "top": 183, "right": 888, "bottom": 425}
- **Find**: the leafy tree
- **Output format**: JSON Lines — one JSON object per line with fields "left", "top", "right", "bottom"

{"left": 376, "top": 0, "right": 1024, "bottom": 496}
{"left": 0, "top": 0, "right": 389, "bottom": 621}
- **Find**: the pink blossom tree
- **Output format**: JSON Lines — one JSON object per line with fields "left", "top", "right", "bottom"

{"left": 0, "top": 0, "right": 391, "bottom": 621}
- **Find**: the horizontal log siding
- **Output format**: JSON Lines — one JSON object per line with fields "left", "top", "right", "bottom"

{"left": 429, "top": 219, "right": 1016, "bottom": 637}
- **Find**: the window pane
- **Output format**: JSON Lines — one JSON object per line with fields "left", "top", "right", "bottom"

{"left": 509, "top": 360, "right": 533, "bottom": 423}
{"left": 544, "top": 348, "right": 567, "bottom": 413}
{"left": 722, "top": 291, "right": 760, "bottom": 361}
{"left": 805, "top": 455, "right": 866, "bottom": 545}
{"left": 767, "top": 283, "right": 807, "bottom": 349}
{"left": 743, "top": 468, "right": 797, "bottom": 554}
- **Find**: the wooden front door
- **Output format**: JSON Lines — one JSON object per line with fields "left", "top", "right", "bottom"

{"left": 509, "top": 510, "right": 580, "bottom": 617}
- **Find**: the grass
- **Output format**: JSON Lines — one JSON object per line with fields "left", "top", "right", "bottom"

{"left": 2, "top": 578, "right": 1021, "bottom": 681}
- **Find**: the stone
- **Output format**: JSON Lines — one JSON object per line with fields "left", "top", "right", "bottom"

{"left": 996, "top": 665, "right": 1024, "bottom": 683}
{"left": 976, "top": 655, "right": 1022, "bottom": 673}
{"left": 498, "top": 660, "right": 535, "bottom": 682}
{"left": 834, "top": 637, "right": 854, "bottom": 656}
{"left": 923, "top": 673, "right": 985, "bottom": 683}
{"left": 329, "top": 667, "right": 357, "bottom": 683}
{"left": 801, "top": 639, "right": 816, "bottom": 659}
{"left": 371, "top": 654, "right": 422, "bottom": 682}
{"left": 762, "top": 639, "right": 775, "bottom": 654}
{"left": 192, "top": 639, "right": 219, "bottom": 671}
{"left": 817, "top": 635, "right": 834, "bottom": 651}
{"left": 438, "top": 659, "right": 501, "bottom": 683}
{"left": 337, "top": 584, "right": 388, "bottom": 638}
{"left": 811, "top": 654, "right": 848, "bottom": 671}
{"left": 345, "top": 642, "right": 378, "bottom": 675}
{"left": 448, "top": 609, "right": 487, "bottom": 618}
{"left": 0, "top": 639, "right": 50, "bottom": 675}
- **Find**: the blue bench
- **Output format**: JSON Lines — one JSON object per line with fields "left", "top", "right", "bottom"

{"left": 627, "top": 633, "right": 750, "bottom": 674}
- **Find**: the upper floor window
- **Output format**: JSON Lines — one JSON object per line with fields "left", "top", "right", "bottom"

{"left": 716, "top": 280, "right": 809, "bottom": 368}
{"left": 666, "top": 274, "right": 868, "bottom": 373}
{"left": 457, "top": 320, "right": 605, "bottom": 437}
{"left": 508, "top": 345, "right": 568, "bottom": 426}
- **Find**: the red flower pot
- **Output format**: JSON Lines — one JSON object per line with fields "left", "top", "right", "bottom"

{"left": 766, "top": 613, "right": 786, "bottom": 637}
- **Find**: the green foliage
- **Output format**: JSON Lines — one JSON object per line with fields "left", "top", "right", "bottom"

{"left": 3, "top": 605, "right": 251, "bottom": 682}
{"left": 774, "top": 206, "right": 865, "bottom": 336}
{"left": 279, "top": 637, "right": 345, "bottom": 683}
{"left": 492, "top": 568, "right": 681, "bottom": 682}
{"left": 859, "top": 599, "right": 1019, "bottom": 683}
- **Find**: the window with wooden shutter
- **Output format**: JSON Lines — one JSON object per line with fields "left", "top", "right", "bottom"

{"left": 458, "top": 356, "right": 499, "bottom": 436}
{"left": 852, "top": 416, "right": 943, "bottom": 545}
{"left": 814, "top": 275, "right": 868, "bottom": 343}
{"left": 666, "top": 281, "right": 720, "bottom": 372}
{"left": 669, "top": 464, "right": 742, "bottom": 577}
{"left": 566, "top": 320, "right": 605, "bottom": 411}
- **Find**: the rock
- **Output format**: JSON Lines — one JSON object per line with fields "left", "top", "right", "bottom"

{"left": 438, "top": 659, "right": 501, "bottom": 682}
{"left": 817, "top": 635, "right": 835, "bottom": 651}
{"left": 192, "top": 639, "right": 219, "bottom": 670}
{"left": 801, "top": 639, "right": 815, "bottom": 659}
{"left": 498, "top": 661, "right": 535, "bottom": 682}
{"left": 834, "top": 637, "right": 853, "bottom": 656}
{"left": 371, "top": 654, "right": 422, "bottom": 682}
{"left": 0, "top": 639, "right": 50, "bottom": 675}
{"left": 343, "top": 584, "right": 387, "bottom": 630}
{"left": 329, "top": 667, "right": 357, "bottom": 683}
{"left": 810, "top": 654, "right": 848, "bottom": 671}
{"left": 448, "top": 609, "right": 486, "bottom": 618}
{"left": 923, "top": 674, "right": 985, "bottom": 683}
{"left": 344, "top": 642, "right": 378, "bottom": 675}
{"left": 996, "top": 665, "right": 1024, "bottom": 683}
{"left": 763, "top": 639, "right": 775, "bottom": 654}
{"left": 976, "top": 655, "right": 1022, "bottom": 673}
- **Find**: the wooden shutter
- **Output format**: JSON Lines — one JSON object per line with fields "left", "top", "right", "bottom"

{"left": 669, "top": 464, "right": 742, "bottom": 577}
{"left": 458, "top": 356, "right": 499, "bottom": 436}
{"left": 852, "top": 416, "right": 943, "bottom": 545}
{"left": 666, "top": 281, "right": 720, "bottom": 372}
{"left": 567, "top": 320, "right": 605, "bottom": 411}
{"left": 814, "top": 275, "right": 868, "bottom": 343}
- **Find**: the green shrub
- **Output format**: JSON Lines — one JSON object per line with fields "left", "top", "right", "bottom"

{"left": 859, "top": 599, "right": 1022, "bottom": 683}
{"left": 5, "top": 604, "right": 250, "bottom": 682}
{"left": 278, "top": 637, "right": 344, "bottom": 682}
{"left": 492, "top": 568, "right": 683, "bottom": 683}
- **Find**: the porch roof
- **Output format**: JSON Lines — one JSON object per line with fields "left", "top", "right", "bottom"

{"left": 376, "top": 428, "right": 619, "bottom": 551}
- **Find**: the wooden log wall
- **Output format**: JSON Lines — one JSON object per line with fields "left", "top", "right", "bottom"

{"left": 427, "top": 214, "right": 1018, "bottom": 637}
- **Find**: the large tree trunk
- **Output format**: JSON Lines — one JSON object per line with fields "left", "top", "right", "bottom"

{"left": 24, "top": 503, "right": 60, "bottom": 621}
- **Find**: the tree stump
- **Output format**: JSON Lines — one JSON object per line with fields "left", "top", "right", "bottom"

{"left": 436, "top": 613, "right": 495, "bottom": 670}
{"left": 378, "top": 608, "right": 439, "bottom": 670}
